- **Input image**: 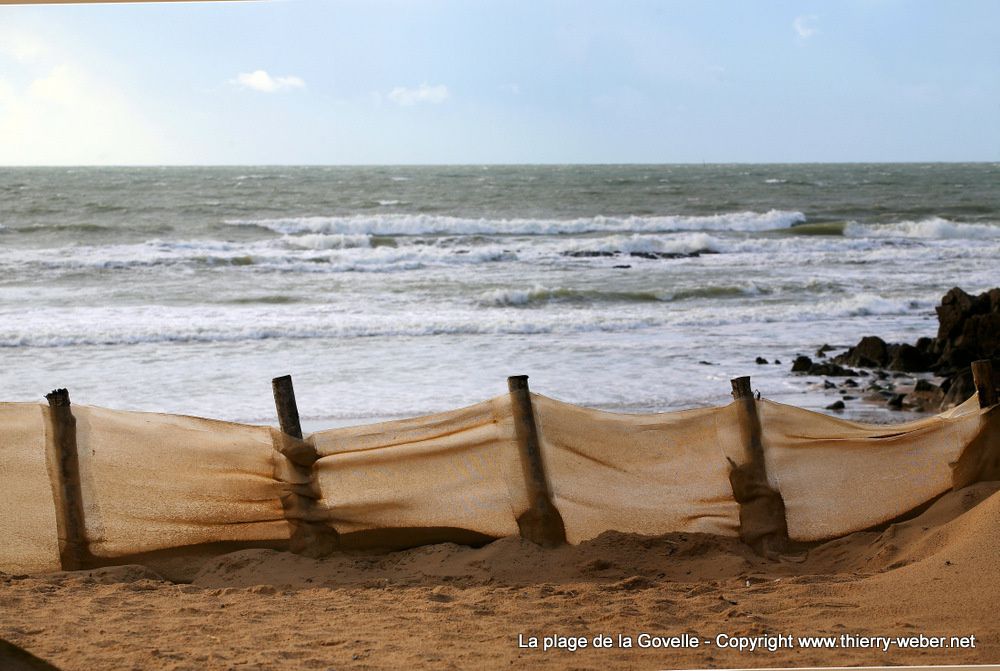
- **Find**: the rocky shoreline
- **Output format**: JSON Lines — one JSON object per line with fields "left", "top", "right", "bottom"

{"left": 784, "top": 287, "right": 1000, "bottom": 414}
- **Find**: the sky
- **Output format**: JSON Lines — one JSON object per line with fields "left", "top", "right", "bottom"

{"left": 0, "top": 0, "right": 998, "bottom": 165}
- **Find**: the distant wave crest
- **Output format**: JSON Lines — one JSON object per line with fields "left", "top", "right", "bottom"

{"left": 476, "top": 283, "right": 765, "bottom": 307}
{"left": 225, "top": 210, "right": 807, "bottom": 236}
{"left": 845, "top": 217, "right": 1000, "bottom": 240}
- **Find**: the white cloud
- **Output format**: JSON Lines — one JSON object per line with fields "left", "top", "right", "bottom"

{"left": 388, "top": 83, "right": 449, "bottom": 106}
{"left": 793, "top": 15, "right": 819, "bottom": 42}
{"left": 233, "top": 70, "right": 305, "bottom": 93}
{"left": 27, "top": 64, "right": 81, "bottom": 104}
{"left": 0, "top": 33, "right": 171, "bottom": 165}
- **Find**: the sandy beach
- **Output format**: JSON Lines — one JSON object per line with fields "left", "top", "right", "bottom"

{"left": 2, "top": 480, "right": 998, "bottom": 670}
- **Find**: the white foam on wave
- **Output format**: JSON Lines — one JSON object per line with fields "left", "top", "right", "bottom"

{"left": 562, "top": 232, "right": 721, "bottom": 256}
{"left": 474, "top": 282, "right": 766, "bottom": 308}
{"left": 0, "top": 290, "right": 931, "bottom": 350}
{"left": 477, "top": 287, "right": 544, "bottom": 307}
{"left": 821, "top": 293, "right": 925, "bottom": 318}
{"left": 0, "top": 237, "right": 516, "bottom": 273}
{"left": 845, "top": 218, "right": 1000, "bottom": 240}
{"left": 281, "top": 233, "right": 372, "bottom": 250}
{"left": 317, "top": 244, "right": 515, "bottom": 272}
{"left": 0, "top": 303, "right": 659, "bottom": 348}
{"left": 675, "top": 292, "right": 925, "bottom": 327}
{"left": 5, "top": 222, "right": 999, "bottom": 279}
{"left": 225, "top": 210, "right": 807, "bottom": 237}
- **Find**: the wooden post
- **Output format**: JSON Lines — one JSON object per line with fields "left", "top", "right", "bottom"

{"left": 731, "top": 376, "right": 753, "bottom": 400}
{"left": 507, "top": 375, "right": 566, "bottom": 547}
{"left": 272, "top": 374, "right": 303, "bottom": 439}
{"left": 731, "top": 376, "right": 764, "bottom": 475}
{"left": 971, "top": 360, "right": 997, "bottom": 409}
{"left": 952, "top": 360, "right": 1000, "bottom": 487}
{"left": 727, "top": 376, "right": 790, "bottom": 559}
{"left": 44, "top": 388, "right": 89, "bottom": 571}
{"left": 269, "top": 375, "right": 337, "bottom": 556}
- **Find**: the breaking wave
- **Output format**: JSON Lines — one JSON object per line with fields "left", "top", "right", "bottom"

{"left": 226, "top": 210, "right": 807, "bottom": 236}
{"left": 845, "top": 218, "right": 1000, "bottom": 240}
{"left": 476, "top": 283, "right": 765, "bottom": 307}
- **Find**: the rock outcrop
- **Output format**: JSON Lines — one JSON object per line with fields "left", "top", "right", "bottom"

{"left": 933, "top": 287, "right": 1000, "bottom": 372}
{"left": 832, "top": 335, "right": 934, "bottom": 372}
{"left": 793, "top": 287, "right": 999, "bottom": 412}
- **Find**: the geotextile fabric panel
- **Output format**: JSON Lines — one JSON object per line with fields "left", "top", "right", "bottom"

{"left": 72, "top": 406, "right": 291, "bottom": 558}
{"left": 310, "top": 396, "right": 529, "bottom": 539}
{"left": 760, "top": 397, "right": 987, "bottom": 542}
{"left": 0, "top": 403, "right": 61, "bottom": 573}
{"left": 531, "top": 395, "right": 743, "bottom": 543}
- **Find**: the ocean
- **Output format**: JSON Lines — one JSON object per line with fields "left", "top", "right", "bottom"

{"left": 1, "top": 163, "right": 997, "bottom": 430}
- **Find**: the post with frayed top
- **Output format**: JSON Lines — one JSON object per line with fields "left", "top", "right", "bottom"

{"left": 44, "top": 388, "right": 90, "bottom": 571}
{"left": 731, "top": 376, "right": 753, "bottom": 401}
{"left": 270, "top": 374, "right": 338, "bottom": 556}
{"left": 971, "top": 360, "right": 997, "bottom": 409}
{"left": 727, "top": 376, "right": 791, "bottom": 559}
{"left": 730, "top": 376, "right": 763, "bottom": 469}
{"left": 507, "top": 375, "right": 566, "bottom": 547}
{"left": 272, "top": 374, "right": 303, "bottom": 439}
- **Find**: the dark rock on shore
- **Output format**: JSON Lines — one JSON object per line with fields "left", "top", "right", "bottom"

{"left": 941, "top": 370, "right": 977, "bottom": 410}
{"left": 933, "top": 287, "right": 1000, "bottom": 371}
{"left": 816, "top": 344, "right": 834, "bottom": 358}
{"left": 832, "top": 336, "right": 932, "bottom": 372}
{"left": 837, "top": 335, "right": 889, "bottom": 368}
{"left": 903, "top": 380, "right": 945, "bottom": 412}
{"left": 890, "top": 343, "right": 930, "bottom": 372}
{"left": 810, "top": 363, "right": 858, "bottom": 376}
{"left": 789, "top": 354, "right": 858, "bottom": 377}
{"left": 811, "top": 287, "right": 1000, "bottom": 412}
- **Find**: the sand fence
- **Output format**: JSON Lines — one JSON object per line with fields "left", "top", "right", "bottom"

{"left": 1, "top": 363, "right": 997, "bottom": 574}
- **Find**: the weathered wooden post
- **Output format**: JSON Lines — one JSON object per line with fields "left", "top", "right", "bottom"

{"left": 727, "top": 376, "right": 790, "bottom": 559}
{"left": 953, "top": 361, "right": 1000, "bottom": 487}
{"left": 507, "top": 375, "right": 566, "bottom": 547}
{"left": 272, "top": 374, "right": 303, "bottom": 439}
{"left": 44, "top": 388, "right": 90, "bottom": 571}
{"left": 971, "top": 360, "right": 997, "bottom": 409}
{"left": 270, "top": 375, "right": 337, "bottom": 557}
{"left": 731, "top": 376, "right": 763, "bottom": 470}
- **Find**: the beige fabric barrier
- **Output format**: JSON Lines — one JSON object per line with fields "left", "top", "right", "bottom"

{"left": 72, "top": 406, "right": 291, "bottom": 558}
{"left": 532, "top": 395, "right": 742, "bottom": 543}
{"left": 0, "top": 392, "right": 995, "bottom": 573}
{"left": 310, "top": 396, "right": 529, "bottom": 539}
{"left": 760, "top": 396, "right": 986, "bottom": 542}
{"left": 0, "top": 404, "right": 60, "bottom": 573}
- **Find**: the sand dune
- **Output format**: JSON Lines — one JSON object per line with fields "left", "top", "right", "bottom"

{"left": 2, "top": 482, "right": 998, "bottom": 670}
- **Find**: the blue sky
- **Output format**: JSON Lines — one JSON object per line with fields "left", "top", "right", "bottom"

{"left": 0, "top": 0, "right": 997, "bottom": 165}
